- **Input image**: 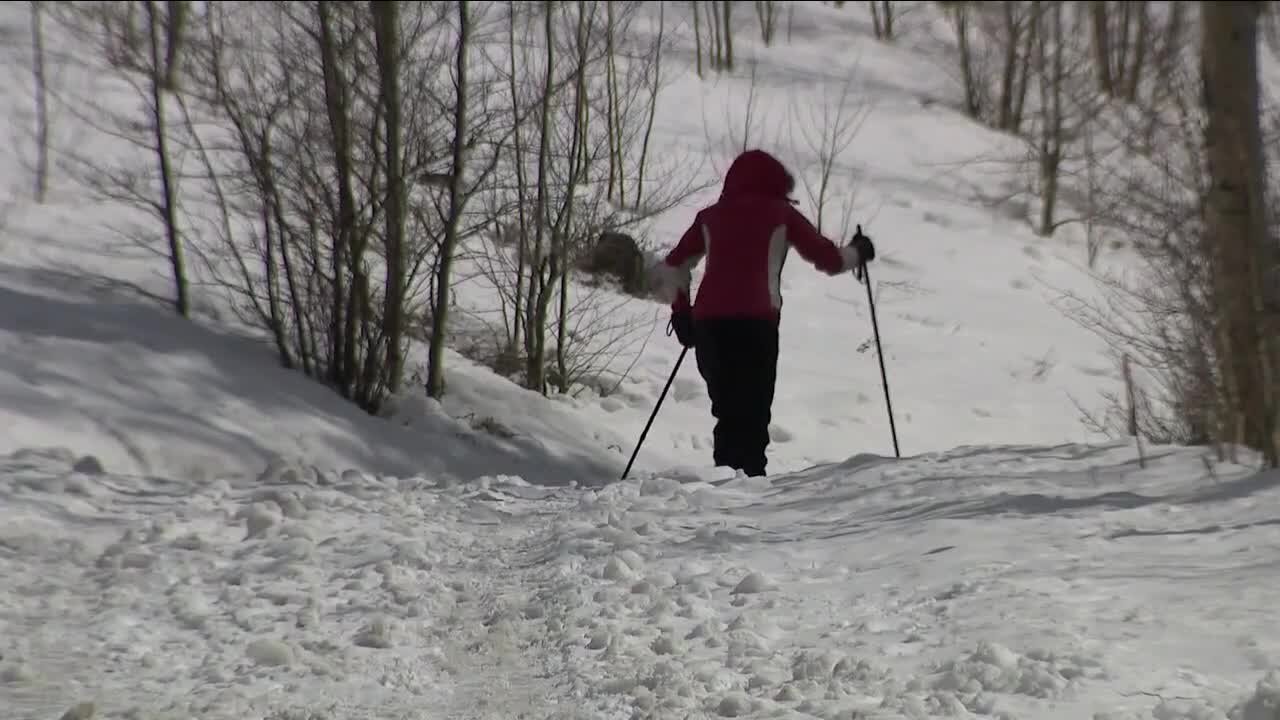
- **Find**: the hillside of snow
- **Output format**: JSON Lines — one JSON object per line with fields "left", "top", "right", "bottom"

{"left": 3, "top": 2, "right": 1279, "bottom": 720}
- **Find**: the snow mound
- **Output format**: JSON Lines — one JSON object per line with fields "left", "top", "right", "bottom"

{"left": 1232, "top": 670, "right": 1280, "bottom": 720}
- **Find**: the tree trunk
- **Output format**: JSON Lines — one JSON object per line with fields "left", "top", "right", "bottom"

{"left": 636, "top": 0, "right": 664, "bottom": 209}
{"left": 1123, "top": 0, "right": 1149, "bottom": 102}
{"left": 525, "top": 0, "right": 556, "bottom": 392}
{"left": 1200, "top": 0, "right": 1278, "bottom": 465}
{"left": 1035, "top": 0, "right": 1064, "bottom": 237}
{"left": 428, "top": 0, "right": 471, "bottom": 400}
{"left": 1115, "top": 0, "right": 1131, "bottom": 83}
{"left": 1143, "top": 0, "right": 1184, "bottom": 146}
{"left": 507, "top": 0, "right": 527, "bottom": 354}
{"left": 30, "top": 0, "right": 48, "bottom": 203}
{"left": 693, "top": 0, "right": 703, "bottom": 77}
{"left": 372, "top": 0, "right": 406, "bottom": 394}
{"left": 316, "top": 1, "right": 357, "bottom": 395}
{"left": 162, "top": 0, "right": 186, "bottom": 90}
{"left": 710, "top": 0, "right": 722, "bottom": 70}
{"left": 1011, "top": 0, "right": 1039, "bottom": 133}
{"left": 756, "top": 0, "right": 775, "bottom": 44}
{"left": 1090, "top": 0, "right": 1113, "bottom": 95}
{"left": 951, "top": 4, "right": 980, "bottom": 119}
{"left": 557, "top": 0, "right": 592, "bottom": 395}
{"left": 997, "top": 1, "right": 1020, "bottom": 131}
{"left": 722, "top": 0, "right": 733, "bottom": 71}
{"left": 606, "top": 2, "right": 624, "bottom": 204}
{"left": 144, "top": 0, "right": 188, "bottom": 317}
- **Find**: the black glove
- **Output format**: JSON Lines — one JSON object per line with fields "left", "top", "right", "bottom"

{"left": 668, "top": 309, "right": 696, "bottom": 348}
{"left": 849, "top": 224, "right": 876, "bottom": 281}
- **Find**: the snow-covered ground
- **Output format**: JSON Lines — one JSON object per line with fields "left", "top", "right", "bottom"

{"left": 3, "top": 2, "right": 1280, "bottom": 719}
{"left": 4, "top": 443, "right": 1280, "bottom": 720}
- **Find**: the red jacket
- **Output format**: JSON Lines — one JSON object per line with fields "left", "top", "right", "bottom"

{"left": 656, "top": 150, "right": 859, "bottom": 321}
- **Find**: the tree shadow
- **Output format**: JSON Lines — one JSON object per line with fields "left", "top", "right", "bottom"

{"left": 0, "top": 262, "right": 622, "bottom": 486}
{"left": 1179, "top": 469, "right": 1280, "bottom": 506}
{"left": 1108, "top": 517, "right": 1280, "bottom": 540}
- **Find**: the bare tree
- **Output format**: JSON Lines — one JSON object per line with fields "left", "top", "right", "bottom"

{"left": 1057, "top": 0, "right": 1280, "bottom": 465}
{"left": 1200, "top": 0, "right": 1277, "bottom": 464}
{"left": 555, "top": 0, "right": 595, "bottom": 393}
{"left": 373, "top": 0, "right": 408, "bottom": 394}
{"left": 993, "top": 0, "right": 1037, "bottom": 133}
{"left": 755, "top": 0, "right": 778, "bottom": 44}
{"left": 709, "top": 0, "right": 723, "bottom": 70}
{"left": 143, "top": 0, "right": 186, "bottom": 316}
{"left": 1030, "top": 0, "right": 1066, "bottom": 237}
{"left": 52, "top": 1, "right": 191, "bottom": 316}
{"left": 1089, "top": 0, "right": 1113, "bottom": 95}
{"left": 426, "top": 0, "right": 472, "bottom": 400}
{"left": 870, "top": 1, "right": 897, "bottom": 41}
{"left": 30, "top": 0, "right": 49, "bottom": 202}
{"left": 524, "top": 0, "right": 557, "bottom": 393}
{"left": 939, "top": 1, "right": 986, "bottom": 120}
{"left": 790, "top": 76, "right": 870, "bottom": 239}
{"left": 709, "top": 59, "right": 774, "bottom": 168}
{"left": 172, "top": 2, "right": 474, "bottom": 412}
{"left": 465, "top": 0, "right": 707, "bottom": 396}
{"left": 693, "top": 0, "right": 704, "bottom": 77}
{"left": 635, "top": 0, "right": 665, "bottom": 209}
{"left": 721, "top": 0, "right": 734, "bottom": 71}
{"left": 1122, "top": 0, "right": 1150, "bottom": 102}
{"left": 1087, "top": 0, "right": 1155, "bottom": 103}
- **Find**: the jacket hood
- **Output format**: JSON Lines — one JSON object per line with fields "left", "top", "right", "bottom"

{"left": 721, "top": 149, "right": 795, "bottom": 200}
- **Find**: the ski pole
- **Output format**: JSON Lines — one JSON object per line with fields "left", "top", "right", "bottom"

{"left": 622, "top": 345, "right": 689, "bottom": 480}
{"left": 860, "top": 260, "right": 901, "bottom": 458}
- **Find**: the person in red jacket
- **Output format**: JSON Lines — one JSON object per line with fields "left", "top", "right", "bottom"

{"left": 649, "top": 148, "right": 876, "bottom": 477}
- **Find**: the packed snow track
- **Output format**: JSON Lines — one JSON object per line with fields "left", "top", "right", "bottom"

{"left": 4, "top": 443, "right": 1280, "bottom": 720}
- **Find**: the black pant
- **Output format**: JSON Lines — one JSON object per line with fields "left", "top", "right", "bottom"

{"left": 693, "top": 316, "right": 780, "bottom": 477}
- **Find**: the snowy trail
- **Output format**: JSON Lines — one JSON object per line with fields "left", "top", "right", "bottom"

{"left": 0, "top": 449, "right": 589, "bottom": 720}
{"left": 428, "top": 494, "right": 585, "bottom": 720}
{"left": 5, "top": 443, "right": 1280, "bottom": 720}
